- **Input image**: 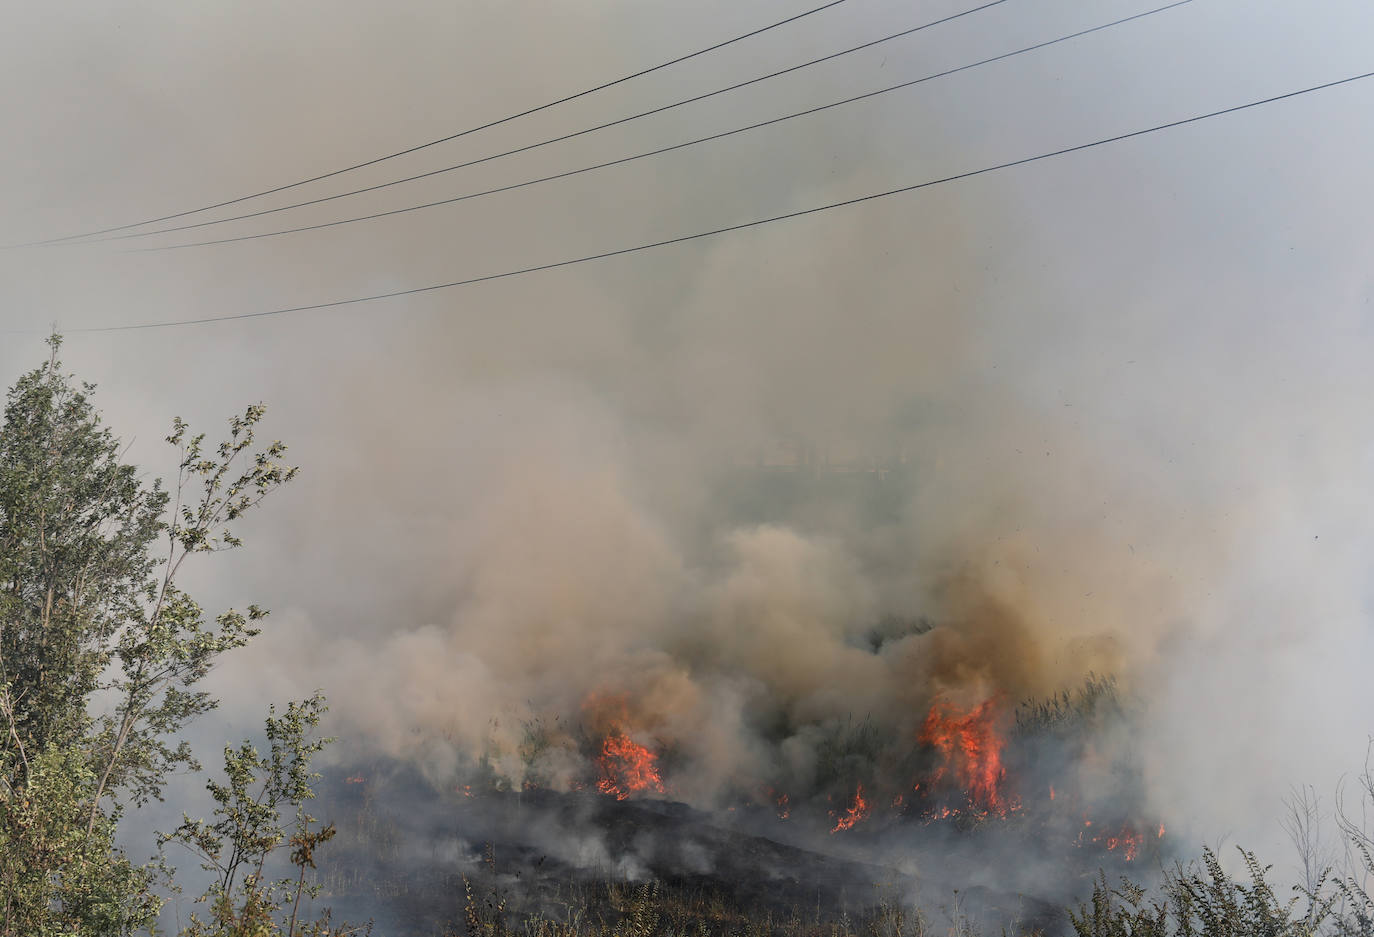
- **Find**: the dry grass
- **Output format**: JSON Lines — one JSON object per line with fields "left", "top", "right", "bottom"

{"left": 448, "top": 862, "right": 1048, "bottom": 937}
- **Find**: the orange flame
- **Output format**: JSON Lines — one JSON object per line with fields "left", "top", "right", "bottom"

{"left": 1105, "top": 828, "right": 1144, "bottom": 860}
{"left": 830, "top": 783, "right": 871, "bottom": 833}
{"left": 918, "top": 697, "right": 1014, "bottom": 815}
{"left": 775, "top": 790, "right": 791, "bottom": 820}
{"left": 596, "top": 731, "right": 664, "bottom": 800}
{"left": 1077, "top": 819, "right": 1149, "bottom": 861}
{"left": 344, "top": 775, "right": 366, "bottom": 785}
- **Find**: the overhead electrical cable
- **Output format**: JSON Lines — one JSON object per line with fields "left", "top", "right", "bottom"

{"left": 79, "top": 0, "right": 1016, "bottom": 247}
{"left": 65, "top": 66, "right": 1374, "bottom": 333}
{"left": 140, "top": 0, "right": 1194, "bottom": 253}
{"left": 8, "top": 0, "right": 866, "bottom": 249}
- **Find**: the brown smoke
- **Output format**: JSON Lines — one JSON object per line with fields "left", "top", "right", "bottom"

{"left": 2, "top": 0, "right": 1371, "bottom": 864}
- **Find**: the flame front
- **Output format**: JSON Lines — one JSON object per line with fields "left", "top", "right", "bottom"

{"left": 596, "top": 731, "right": 664, "bottom": 800}
{"left": 830, "top": 783, "right": 871, "bottom": 833}
{"left": 918, "top": 697, "right": 1014, "bottom": 816}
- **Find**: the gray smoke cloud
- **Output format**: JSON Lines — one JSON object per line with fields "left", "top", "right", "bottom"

{"left": 2, "top": 0, "right": 1374, "bottom": 880}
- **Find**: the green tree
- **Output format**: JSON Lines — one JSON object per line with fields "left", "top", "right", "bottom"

{"left": 160, "top": 694, "right": 363, "bottom": 937}
{"left": 0, "top": 334, "right": 298, "bottom": 935}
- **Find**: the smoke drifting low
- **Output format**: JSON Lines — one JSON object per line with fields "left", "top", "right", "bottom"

{"left": 237, "top": 343, "right": 1140, "bottom": 790}
{"left": 3, "top": 0, "right": 1373, "bottom": 889}
{"left": 201, "top": 118, "right": 1374, "bottom": 870}
{"left": 216, "top": 226, "right": 1362, "bottom": 848}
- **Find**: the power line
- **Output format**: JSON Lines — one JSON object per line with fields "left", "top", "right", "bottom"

{"left": 68, "top": 66, "right": 1374, "bottom": 333}
{"left": 81, "top": 0, "right": 1016, "bottom": 247}
{"left": 8, "top": 0, "right": 858, "bottom": 248}
{"left": 139, "top": 0, "right": 1194, "bottom": 253}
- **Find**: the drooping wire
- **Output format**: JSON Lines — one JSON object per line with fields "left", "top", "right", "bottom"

{"left": 6, "top": 0, "right": 861, "bottom": 248}
{"left": 137, "top": 0, "right": 1194, "bottom": 253}
{"left": 75, "top": 0, "right": 1017, "bottom": 247}
{"left": 67, "top": 66, "right": 1374, "bottom": 333}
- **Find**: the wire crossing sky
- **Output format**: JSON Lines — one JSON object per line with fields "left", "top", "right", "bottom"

{"left": 7, "top": 0, "right": 870, "bottom": 248}
{"left": 61, "top": 64, "right": 1374, "bottom": 333}
{"left": 130, "top": 0, "right": 1195, "bottom": 254}
{"left": 67, "top": 0, "right": 1018, "bottom": 248}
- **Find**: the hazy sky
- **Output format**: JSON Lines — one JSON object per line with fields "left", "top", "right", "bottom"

{"left": 3, "top": 0, "right": 1374, "bottom": 868}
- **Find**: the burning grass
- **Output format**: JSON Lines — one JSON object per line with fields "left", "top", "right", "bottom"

{"left": 916, "top": 696, "right": 1016, "bottom": 819}
{"left": 828, "top": 783, "right": 870, "bottom": 833}
{"left": 315, "top": 677, "right": 1190, "bottom": 935}
{"left": 595, "top": 732, "right": 665, "bottom": 801}
{"left": 427, "top": 677, "right": 1167, "bottom": 871}
{"left": 314, "top": 766, "right": 1374, "bottom": 937}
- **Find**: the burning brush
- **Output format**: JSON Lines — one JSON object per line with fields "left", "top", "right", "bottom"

{"left": 596, "top": 731, "right": 665, "bottom": 800}
{"left": 441, "top": 676, "right": 1163, "bottom": 866}
{"left": 914, "top": 695, "right": 1018, "bottom": 819}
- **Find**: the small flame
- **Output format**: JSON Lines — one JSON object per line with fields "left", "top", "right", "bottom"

{"left": 830, "top": 783, "right": 871, "bottom": 833}
{"left": 1077, "top": 819, "right": 1149, "bottom": 861}
{"left": 1105, "top": 829, "right": 1143, "bottom": 860}
{"left": 345, "top": 775, "right": 366, "bottom": 785}
{"left": 596, "top": 731, "right": 664, "bottom": 800}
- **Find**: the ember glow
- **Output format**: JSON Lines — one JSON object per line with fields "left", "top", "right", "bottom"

{"left": 773, "top": 790, "right": 791, "bottom": 820}
{"left": 1077, "top": 820, "right": 1149, "bottom": 861}
{"left": 918, "top": 697, "right": 1016, "bottom": 816}
{"left": 830, "top": 783, "right": 871, "bottom": 833}
{"left": 596, "top": 731, "right": 665, "bottom": 800}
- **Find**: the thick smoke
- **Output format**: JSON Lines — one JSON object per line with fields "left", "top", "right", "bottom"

{"left": 2, "top": 0, "right": 1374, "bottom": 889}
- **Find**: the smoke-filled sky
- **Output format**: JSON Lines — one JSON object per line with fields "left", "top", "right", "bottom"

{"left": 3, "top": 0, "right": 1374, "bottom": 870}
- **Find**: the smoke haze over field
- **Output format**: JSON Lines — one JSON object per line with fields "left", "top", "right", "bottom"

{"left": 2, "top": 0, "right": 1374, "bottom": 876}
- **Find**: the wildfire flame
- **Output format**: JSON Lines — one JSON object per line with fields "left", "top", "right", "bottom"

{"left": 918, "top": 697, "right": 1015, "bottom": 816}
{"left": 1075, "top": 819, "right": 1158, "bottom": 861}
{"left": 1106, "top": 829, "right": 1143, "bottom": 860}
{"left": 773, "top": 790, "right": 791, "bottom": 820}
{"left": 830, "top": 783, "right": 871, "bottom": 833}
{"left": 596, "top": 731, "right": 665, "bottom": 800}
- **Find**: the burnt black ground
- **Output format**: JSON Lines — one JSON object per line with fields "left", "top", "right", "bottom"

{"left": 305, "top": 766, "right": 1147, "bottom": 936}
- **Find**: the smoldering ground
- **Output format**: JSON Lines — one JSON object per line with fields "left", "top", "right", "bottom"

{"left": 2, "top": 0, "right": 1374, "bottom": 919}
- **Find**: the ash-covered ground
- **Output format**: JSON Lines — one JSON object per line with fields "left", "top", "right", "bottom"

{"left": 307, "top": 683, "right": 1165, "bottom": 936}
